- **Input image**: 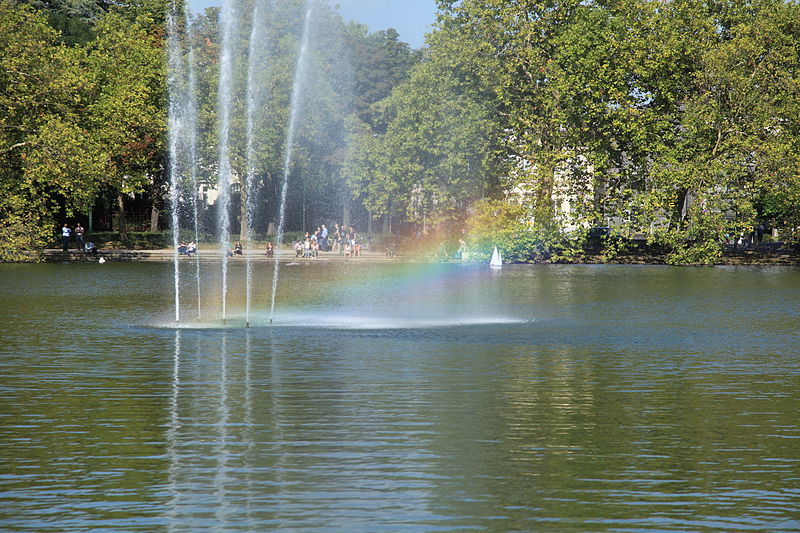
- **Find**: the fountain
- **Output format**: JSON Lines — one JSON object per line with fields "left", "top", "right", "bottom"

{"left": 269, "top": 4, "right": 314, "bottom": 324}
{"left": 166, "top": 10, "right": 183, "bottom": 323}
{"left": 187, "top": 35, "right": 202, "bottom": 319}
{"left": 166, "top": 0, "right": 324, "bottom": 327}
{"left": 244, "top": 0, "right": 270, "bottom": 328}
{"left": 215, "top": 0, "right": 239, "bottom": 323}
{"left": 167, "top": 4, "right": 203, "bottom": 324}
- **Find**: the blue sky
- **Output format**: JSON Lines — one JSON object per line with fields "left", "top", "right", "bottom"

{"left": 187, "top": 0, "right": 438, "bottom": 48}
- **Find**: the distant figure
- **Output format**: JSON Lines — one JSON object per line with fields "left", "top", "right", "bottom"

{"left": 234, "top": 241, "right": 243, "bottom": 255}
{"left": 186, "top": 241, "right": 197, "bottom": 257}
{"left": 332, "top": 223, "right": 341, "bottom": 253}
{"left": 265, "top": 241, "right": 274, "bottom": 258}
{"left": 84, "top": 241, "right": 97, "bottom": 255}
{"left": 344, "top": 233, "right": 352, "bottom": 257}
{"left": 178, "top": 241, "right": 188, "bottom": 255}
{"left": 385, "top": 237, "right": 397, "bottom": 258}
{"left": 310, "top": 231, "right": 319, "bottom": 257}
{"left": 61, "top": 224, "right": 71, "bottom": 252}
{"left": 294, "top": 241, "right": 303, "bottom": 258}
{"left": 74, "top": 223, "right": 85, "bottom": 249}
{"left": 320, "top": 224, "right": 328, "bottom": 251}
{"left": 455, "top": 238, "right": 466, "bottom": 260}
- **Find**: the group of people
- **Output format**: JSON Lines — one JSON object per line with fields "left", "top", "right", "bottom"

{"left": 60, "top": 222, "right": 97, "bottom": 254}
{"left": 178, "top": 240, "right": 276, "bottom": 258}
{"left": 177, "top": 241, "right": 198, "bottom": 257}
{"left": 294, "top": 223, "right": 362, "bottom": 259}
{"left": 173, "top": 223, "right": 363, "bottom": 260}
{"left": 61, "top": 223, "right": 84, "bottom": 252}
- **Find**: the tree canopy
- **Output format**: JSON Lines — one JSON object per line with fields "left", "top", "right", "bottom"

{"left": 349, "top": 0, "right": 800, "bottom": 262}
{"left": 1, "top": 0, "right": 798, "bottom": 264}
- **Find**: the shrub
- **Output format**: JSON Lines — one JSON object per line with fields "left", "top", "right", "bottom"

{"left": 465, "top": 199, "right": 586, "bottom": 263}
{"left": 0, "top": 211, "right": 49, "bottom": 262}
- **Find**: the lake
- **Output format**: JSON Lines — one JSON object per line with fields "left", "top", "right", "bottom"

{"left": 1, "top": 261, "right": 799, "bottom": 532}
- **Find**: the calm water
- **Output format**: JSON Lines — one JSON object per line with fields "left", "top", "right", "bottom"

{"left": 1, "top": 262, "right": 799, "bottom": 532}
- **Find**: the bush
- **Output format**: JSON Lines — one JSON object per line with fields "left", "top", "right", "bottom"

{"left": 650, "top": 209, "right": 728, "bottom": 265}
{"left": 0, "top": 211, "right": 49, "bottom": 262}
{"left": 69, "top": 231, "right": 166, "bottom": 249}
{"left": 280, "top": 231, "right": 305, "bottom": 244}
{"left": 465, "top": 198, "right": 587, "bottom": 263}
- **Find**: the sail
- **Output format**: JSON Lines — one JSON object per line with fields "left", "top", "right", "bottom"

{"left": 490, "top": 246, "right": 502, "bottom": 268}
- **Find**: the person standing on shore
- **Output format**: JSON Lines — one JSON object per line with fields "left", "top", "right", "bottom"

{"left": 74, "top": 223, "right": 85, "bottom": 250}
{"left": 320, "top": 224, "right": 328, "bottom": 252}
{"left": 61, "top": 224, "right": 71, "bottom": 252}
{"left": 332, "top": 224, "right": 341, "bottom": 253}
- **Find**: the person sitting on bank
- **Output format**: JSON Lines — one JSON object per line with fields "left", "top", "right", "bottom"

{"left": 265, "top": 241, "right": 274, "bottom": 258}
{"left": 84, "top": 241, "right": 97, "bottom": 255}
{"left": 234, "top": 241, "right": 243, "bottom": 255}
{"left": 186, "top": 241, "right": 197, "bottom": 257}
{"left": 178, "top": 241, "right": 188, "bottom": 255}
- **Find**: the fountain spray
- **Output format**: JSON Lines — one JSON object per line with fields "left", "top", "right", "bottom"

{"left": 269, "top": 3, "right": 314, "bottom": 325}
{"left": 187, "top": 19, "right": 202, "bottom": 320}
{"left": 216, "top": 0, "right": 239, "bottom": 322}
{"left": 243, "top": 0, "right": 269, "bottom": 329}
{"left": 166, "top": 8, "right": 184, "bottom": 324}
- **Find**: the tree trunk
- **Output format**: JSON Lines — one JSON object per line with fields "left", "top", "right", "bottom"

{"left": 150, "top": 203, "right": 159, "bottom": 232}
{"left": 382, "top": 214, "right": 389, "bottom": 234}
{"left": 367, "top": 212, "right": 373, "bottom": 235}
{"left": 116, "top": 192, "right": 127, "bottom": 240}
{"left": 240, "top": 179, "right": 249, "bottom": 243}
{"left": 149, "top": 177, "right": 162, "bottom": 233}
{"left": 343, "top": 205, "right": 350, "bottom": 229}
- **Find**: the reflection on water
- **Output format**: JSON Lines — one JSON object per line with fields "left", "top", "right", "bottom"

{"left": 1, "top": 263, "right": 799, "bottom": 531}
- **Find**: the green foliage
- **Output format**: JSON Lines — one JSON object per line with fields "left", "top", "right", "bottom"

{"left": 344, "top": 22, "right": 501, "bottom": 228}
{"left": 650, "top": 208, "right": 728, "bottom": 265}
{"left": 280, "top": 231, "right": 306, "bottom": 244}
{"left": 86, "top": 10, "right": 166, "bottom": 196}
{"left": 465, "top": 199, "right": 585, "bottom": 263}
{"left": 417, "top": 0, "right": 800, "bottom": 264}
{"left": 599, "top": 232, "right": 631, "bottom": 261}
{"left": 0, "top": 4, "right": 95, "bottom": 258}
{"left": 2, "top": 0, "right": 799, "bottom": 264}
{"left": 0, "top": 1, "right": 166, "bottom": 258}
{"left": 0, "top": 208, "right": 50, "bottom": 262}
{"left": 89, "top": 231, "right": 167, "bottom": 249}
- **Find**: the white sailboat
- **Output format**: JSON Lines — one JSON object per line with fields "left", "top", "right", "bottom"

{"left": 490, "top": 246, "right": 502, "bottom": 268}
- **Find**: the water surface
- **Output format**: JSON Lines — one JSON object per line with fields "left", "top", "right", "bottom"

{"left": 1, "top": 262, "right": 798, "bottom": 531}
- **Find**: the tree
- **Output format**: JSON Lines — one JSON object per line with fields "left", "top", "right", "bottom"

{"left": 344, "top": 16, "right": 500, "bottom": 232}
{"left": 84, "top": 9, "right": 167, "bottom": 236}
{"left": 0, "top": 4, "right": 104, "bottom": 259}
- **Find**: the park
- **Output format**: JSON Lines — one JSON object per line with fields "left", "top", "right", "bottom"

{"left": 1, "top": 0, "right": 799, "bottom": 531}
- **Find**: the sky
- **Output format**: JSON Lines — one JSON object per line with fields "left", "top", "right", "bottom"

{"left": 187, "top": 0, "right": 438, "bottom": 49}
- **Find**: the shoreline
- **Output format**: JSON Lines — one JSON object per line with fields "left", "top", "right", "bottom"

{"left": 29, "top": 248, "right": 800, "bottom": 266}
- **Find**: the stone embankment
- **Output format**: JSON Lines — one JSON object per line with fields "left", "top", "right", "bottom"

{"left": 42, "top": 247, "right": 800, "bottom": 266}
{"left": 42, "top": 248, "right": 393, "bottom": 263}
